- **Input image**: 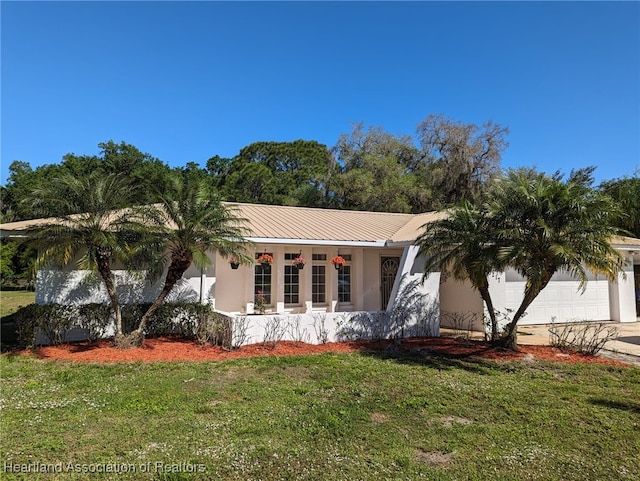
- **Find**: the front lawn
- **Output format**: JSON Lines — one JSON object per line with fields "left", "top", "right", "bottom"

{"left": 1, "top": 351, "right": 638, "bottom": 480}
{"left": 0, "top": 290, "right": 35, "bottom": 318}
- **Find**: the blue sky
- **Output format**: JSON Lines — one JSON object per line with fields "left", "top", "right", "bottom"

{"left": 2, "top": 1, "right": 639, "bottom": 185}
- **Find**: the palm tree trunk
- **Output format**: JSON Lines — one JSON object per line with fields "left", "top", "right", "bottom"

{"left": 129, "top": 250, "right": 193, "bottom": 346}
{"left": 95, "top": 248, "right": 122, "bottom": 336}
{"left": 478, "top": 283, "right": 498, "bottom": 341}
{"left": 501, "top": 275, "right": 552, "bottom": 350}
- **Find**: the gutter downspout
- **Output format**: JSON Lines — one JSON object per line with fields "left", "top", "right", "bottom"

{"left": 200, "top": 267, "right": 206, "bottom": 304}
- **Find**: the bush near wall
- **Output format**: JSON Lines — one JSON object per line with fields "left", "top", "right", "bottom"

{"left": 6, "top": 302, "right": 232, "bottom": 348}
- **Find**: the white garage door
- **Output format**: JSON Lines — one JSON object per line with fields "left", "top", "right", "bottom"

{"left": 504, "top": 270, "right": 610, "bottom": 325}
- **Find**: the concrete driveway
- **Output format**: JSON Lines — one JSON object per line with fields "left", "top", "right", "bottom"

{"left": 442, "top": 321, "right": 640, "bottom": 365}
{"left": 517, "top": 321, "right": 640, "bottom": 364}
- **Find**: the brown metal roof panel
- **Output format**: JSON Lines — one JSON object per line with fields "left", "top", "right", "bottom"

{"left": 230, "top": 203, "right": 413, "bottom": 242}
{"left": 388, "top": 211, "right": 448, "bottom": 244}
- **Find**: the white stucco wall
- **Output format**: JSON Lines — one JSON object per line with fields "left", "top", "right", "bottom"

{"left": 386, "top": 246, "right": 440, "bottom": 336}
{"left": 439, "top": 276, "right": 484, "bottom": 331}
{"left": 35, "top": 269, "right": 201, "bottom": 305}
{"left": 609, "top": 256, "right": 637, "bottom": 323}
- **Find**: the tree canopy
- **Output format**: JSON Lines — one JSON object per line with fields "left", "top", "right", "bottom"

{"left": 2, "top": 141, "right": 174, "bottom": 221}
{"left": 416, "top": 114, "right": 508, "bottom": 207}
{"left": 23, "top": 172, "right": 150, "bottom": 336}
{"left": 120, "top": 173, "right": 251, "bottom": 347}
{"left": 1, "top": 116, "right": 514, "bottom": 222}
{"left": 599, "top": 173, "right": 640, "bottom": 238}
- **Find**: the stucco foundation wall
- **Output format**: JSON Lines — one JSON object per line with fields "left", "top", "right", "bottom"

{"left": 224, "top": 310, "right": 439, "bottom": 346}
{"left": 33, "top": 309, "right": 440, "bottom": 346}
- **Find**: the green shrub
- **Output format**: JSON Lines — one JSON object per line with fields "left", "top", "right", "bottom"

{"left": 8, "top": 302, "right": 233, "bottom": 347}
{"left": 11, "top": 303, "right": 74, "bottom": 346}
{"left": 77, "top": 303, "right": 112, "bottom": 341}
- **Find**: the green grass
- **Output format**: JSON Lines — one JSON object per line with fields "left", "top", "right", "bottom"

{"left": 1, "top": 351, "right": 639, "bottom": 480}
{"left": 0, "top": 290, "right": 35, "bottom": 318}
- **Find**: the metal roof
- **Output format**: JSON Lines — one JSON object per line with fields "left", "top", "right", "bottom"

{"left": 2, "top": 202, "right": 639, "bottom": 248}
{"left": 229, "top": 203, "right": 416, "bottom": 245}
{"left": 0, "top": 202, "right": 426, "bottom": 246}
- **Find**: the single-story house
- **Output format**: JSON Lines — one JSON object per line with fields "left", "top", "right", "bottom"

{"left": 1, "top": 202, "right": 638, "bottom": 344}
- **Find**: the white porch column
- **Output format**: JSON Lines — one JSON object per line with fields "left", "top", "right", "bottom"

{"left": 303, "top": 246, "right": 313, "bottom": 312}
{"left": 245, "top": 247, "right": 257, "bottom": 314}
{"left": 200, "top": 256, "right": 216, "bottom": 307}
{"left": 328, "top": 248, "right": 338, "bottom": 312}
{"left": 199, "top": 267, "right": 207, "bottom": 304}
{"left": 353, "top": 248, "right": 364, "bottom": 310}
{"left": 609, "top": 255, "right": 637, "bottom": 322}
{"left": 274, "top": 245, "right": 285, "bottom": 313}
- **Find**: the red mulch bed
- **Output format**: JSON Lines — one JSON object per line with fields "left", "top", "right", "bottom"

{"left": 8, "top": 336, "right": 629, "bottom": 366}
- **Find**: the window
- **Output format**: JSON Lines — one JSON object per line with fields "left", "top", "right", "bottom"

{"left": 312, "top": 253, "right": 327, "bottom": 261}
{"left": 312, "top": 265, "right": 326, "bottom": 304}
{"left": 284, "top": 253, "right": 301, "bottom": 305}
{"left": 338, "top": 265, "right": 351, "bottom": 303}
{"left": 255, "top": 254, "right": 272, "bottom": 304}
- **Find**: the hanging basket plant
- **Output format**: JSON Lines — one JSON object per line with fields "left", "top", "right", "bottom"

{"left": 331, "top": 255, "right": 347, "bottom": 270}
{"left": 256, "top": 253, "right": 274, "bottom": 265}
{"left": 228, "top": 256, "right": 240, "bottom": 270}
{"left": 292, "top": 255, "right": 306, "bottom": 270}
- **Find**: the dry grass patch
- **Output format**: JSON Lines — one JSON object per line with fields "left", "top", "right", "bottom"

{"left": 439, "top": 416, "right": 474, "bottom": 427}
{"left": 416, "top": 449, "right": 455, "bottom": 466}
{"left": 370, "top": 412, "right": 388, "bottom": 424}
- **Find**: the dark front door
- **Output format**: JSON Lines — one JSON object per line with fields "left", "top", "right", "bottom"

{"left": 381, "top": 257, "right": 400, "bottom": 310}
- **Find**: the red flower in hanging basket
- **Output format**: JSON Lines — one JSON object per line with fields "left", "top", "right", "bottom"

{"left": 330, "top": 255, "right": 347, "bottom": 267}
{"left": 228, "top": 256, "right": 240, "bottom": 269}
{"left": 256, "top": 253, "right": 274, "bottom": 265}
{"left": 292, "top": 255, "right": 306, "bottom": 266}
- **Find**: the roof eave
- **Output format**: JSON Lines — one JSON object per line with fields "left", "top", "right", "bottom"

{"left": 385, "top": 240, "right": 416, "bottom": 248}
{"left": 611, "top": 244, "right": 640, "bottom": 252}
{"left": 0, "top": 229, "right": 28, "bottom": 239}
{"left": 247, "top": 237, "right": 387, "bottom": 247}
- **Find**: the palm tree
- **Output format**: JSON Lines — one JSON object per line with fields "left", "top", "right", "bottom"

{"left": 123, "top": 175, "right": 252, "bottom": 347}
{"left": 25, "top": 173, "right": 143, "bottom": 338}
{"left": 416, "top": 201, "right": 502, "bottom": 340}
{"left": 489, "top": 168, "right": 624, "bottom": 350}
